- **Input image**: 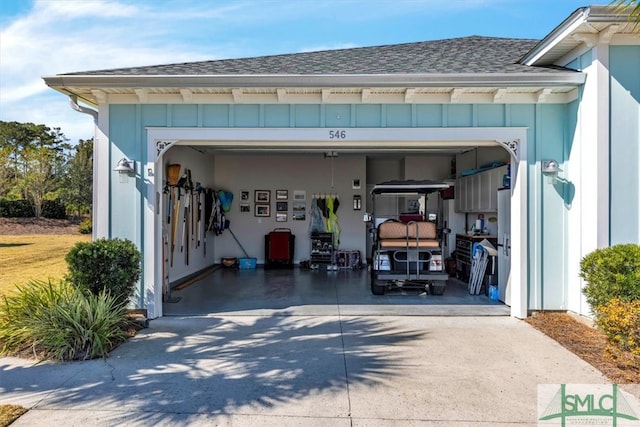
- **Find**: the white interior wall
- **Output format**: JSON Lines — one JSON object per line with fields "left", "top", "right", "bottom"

{"left": 213, "top": 153, "right": 367, "bottom": 263}
{"left": 163, "top": 146, "right": 217, "bottom": 282}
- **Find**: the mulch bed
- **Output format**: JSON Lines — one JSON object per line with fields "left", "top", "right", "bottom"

{"left": 526, "top": 312, "right": 640, "bottom": 384}
{"left": 0, "top": 217, "right": 82, "bottom": 235}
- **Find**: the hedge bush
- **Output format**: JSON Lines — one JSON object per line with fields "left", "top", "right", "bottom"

{"left": 78, "top": 218, "right": 92, "bottom": 234}
{"left": 0, "top": 279, "right": 130, "bottom": 361}
{"left": 65, "top": 238, "right": 141, "bottom": 307}
{"left": 0, "top": 199, "right": 34, "bottom": 217}
{"left": 0, "top": 199, "right": 66, "bottom": 218}
{"left": 579, "top": 244, "right": 640, "bottom": 309}
{"left": 41, "top": 199, "right": 66, "bottom": 219}
{"left": 594, "top": 298, "right": 640, "bottom": 356}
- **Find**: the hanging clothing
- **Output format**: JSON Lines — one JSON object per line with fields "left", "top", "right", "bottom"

{"left": 326, "top": 196, "right": 341, "bottom": 248}
{"left": 308, "top": 196, "right": 326, "bottom": 234}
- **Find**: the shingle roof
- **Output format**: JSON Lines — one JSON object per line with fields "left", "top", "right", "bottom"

{"left": 65, "top": 36, "right": 572, "bottom": 77}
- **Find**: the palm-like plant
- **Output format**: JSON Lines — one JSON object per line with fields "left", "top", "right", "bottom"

{"left": 610, "top": 0, "right": 640, "bottom": 30}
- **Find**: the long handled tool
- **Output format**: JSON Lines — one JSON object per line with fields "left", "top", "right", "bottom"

{"left": 228, "top": 226, "right": 251, "bottom": 259}
{"left": 170, "top": 187, "right": 180, "bottom": 267}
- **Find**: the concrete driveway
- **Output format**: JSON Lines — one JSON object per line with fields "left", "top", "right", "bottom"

{"left": 2, "top": 314, "right": 638, "bottom": 426}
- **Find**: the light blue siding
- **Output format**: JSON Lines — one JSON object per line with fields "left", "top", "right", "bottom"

{"left": 386, "top": 105, "right": 412, "bottom": 127}
{"left": 415, "top": 105, "right": 442, "bottom": 127}
{"left": 203, "top": 105, "right": 230, "bottom": 127}
{"left": 538, "top": 104, "right": 569, "bottom": 310}
{"left": 294, "top": 105, "right": 321, "bottom": 127}
{"left": 447, "top": 105, "right": 473, "bottom": 127}
{"left": 610, "top": 46, "right": 640, "bottom": 245}
{"left": 355, "top": 105, "right": 382, "bottom": 127}
{"left": 325, "top": 105, "right": 351, "bottom": 127}
{"left": 264, "top": 105, "right": 290, "bottom": 127}
{"left": 172, "top": 105, "right": 198, "bottom": 127}
{"left": 478, "top": 104, "right": 505, "bottom": 127}
{"left": 234, "top": 105, "right": 260, "bottom": 127}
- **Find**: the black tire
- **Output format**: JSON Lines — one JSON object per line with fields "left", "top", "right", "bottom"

{"left": 371, "top": 281, "right": 386, "bottom": 295}
{"left": 370, "top": 266, "right": 386, "bottom": 295}
{"left": 430, "top": 282, "right": 446, "bottom": 296}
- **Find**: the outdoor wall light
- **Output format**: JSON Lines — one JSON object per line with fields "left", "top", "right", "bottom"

{"left": 541, "top": 159, "right": 560, "bottom": 183}
{"left": 114, "top": 158, "right": 135, "bottom": 174}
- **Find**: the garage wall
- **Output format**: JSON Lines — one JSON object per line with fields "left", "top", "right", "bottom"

{"left": 108, "top": 101, "right": 573, "bottom": 311}
{"left": 162, "top": 146, "right": 217, "bottom": 282}
{"left": 213, "top": 153, "right": 367, "bottom": 263}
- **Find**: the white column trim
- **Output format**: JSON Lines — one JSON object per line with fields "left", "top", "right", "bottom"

{"left": 94, "top": 104, "right": 110, "bottom": 239}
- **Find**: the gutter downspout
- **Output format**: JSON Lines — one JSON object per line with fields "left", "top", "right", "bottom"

{"left": 69, "top": 95, "right": 98, "bottom": 122}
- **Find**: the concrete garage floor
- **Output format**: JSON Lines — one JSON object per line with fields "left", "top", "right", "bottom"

{"left": 163, "top": 266, "right": 510, "bottom": 317}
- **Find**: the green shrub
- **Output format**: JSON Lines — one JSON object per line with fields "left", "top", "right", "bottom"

{"left": 0, "top": 199, "right": 34, "bottom": 217}
{"left": 78, "top": 218, "right": 92, "bottom": 234}
{"left": 595, "top": 298, "right": 640, "bottom": 356}
{"left": 0, "top": 279, "right": 130, "bottom": 360}
{"left": 579, "top": 244, "right": 640, "bottom": 309}
{"left": 65, "top": 238, "right": 141, "bottom": 307}
{"left": 41, "top": 199, "right": 66, "bottom": 219}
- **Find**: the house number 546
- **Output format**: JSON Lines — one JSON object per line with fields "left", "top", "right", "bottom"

{"left": 329, "top": 130, "right": 346, "bottom": 139}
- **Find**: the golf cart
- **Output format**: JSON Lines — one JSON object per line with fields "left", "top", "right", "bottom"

{"left": 367, "top": 179, "right": 450, "bottom": 295}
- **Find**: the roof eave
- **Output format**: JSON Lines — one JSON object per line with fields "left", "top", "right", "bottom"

{"left": 520, "top": 7, "right": 590, "bottom": 66}
{"left": 43, "top": 72, "right": 585, "bottom": 90}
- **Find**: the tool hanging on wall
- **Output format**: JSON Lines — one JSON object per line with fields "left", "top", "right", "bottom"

{"left": 195, "top": 183, "right": 203, "bottom": 249}
{"left": 170, "top": 186, "right": 181, "bottom": 267}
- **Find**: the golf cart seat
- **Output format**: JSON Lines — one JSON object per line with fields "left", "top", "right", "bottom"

{"left": 378, "top": 220, "right": 440, "bottom": 248}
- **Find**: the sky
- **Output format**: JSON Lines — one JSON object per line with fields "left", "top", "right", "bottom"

{"left": 0, "top": 0, "right": 612, "bottom": 144}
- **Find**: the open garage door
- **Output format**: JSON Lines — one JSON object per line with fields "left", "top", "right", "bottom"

{"left": 144, "top": 127, "right": 528, "bottom": 319}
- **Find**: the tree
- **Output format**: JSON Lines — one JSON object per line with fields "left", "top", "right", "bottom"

{"left": 611, "top": 0, "right": 640, "bottom": 30}
{"left": 60, "top": 138, "right": 93, "bottom": 217}
{"left": 0, "top": 121, "right": 70, "bottom": 217}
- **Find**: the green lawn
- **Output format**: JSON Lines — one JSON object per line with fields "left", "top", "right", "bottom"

{"left": 0, "top": 234, "right": 90, "bottom": 296}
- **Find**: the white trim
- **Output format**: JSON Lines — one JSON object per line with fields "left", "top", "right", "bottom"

{"left": 144, "top": 127, "right": 529, "bottom": 318}
{"left": 94, "top": 104, "right": 109, "bottom": 239}
{"left": 76, "top": 90, "right": 580, "bottom": 106}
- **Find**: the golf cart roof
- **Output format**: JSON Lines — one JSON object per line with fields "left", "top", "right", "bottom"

{"left": 371, "top": 179, "right": 450, "bottom": 195}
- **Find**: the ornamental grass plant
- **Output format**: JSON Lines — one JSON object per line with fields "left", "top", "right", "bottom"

{"left": 0, "top": 279, "right": 131, "bottom": 361}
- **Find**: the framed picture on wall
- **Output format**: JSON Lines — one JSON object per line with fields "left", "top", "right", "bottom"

{"left": 255, "top": 190, "right": 270, "bottom": 203}
{"left": 255, "top": 204, "right": 270, "bottom": 217}
{"left": 240, "top": 203, "right": 251, "bottom": 213}
{"left": 276, "top": 201, "right": 288, "bottom": 212}
{"left": 276, "top": 212, "right": 287, "bottom": 222}
{"left": 240, "top": 190, "right": 250, "bottom": 201}
{"left": 276, "top": 189, "right": 288, "bottom": 200}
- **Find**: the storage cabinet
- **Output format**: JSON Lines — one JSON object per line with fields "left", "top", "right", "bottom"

{"left": 455, "top": 234, "right": 497, "bottom": 281}
{"left": 455, "top": 165, "right": 507, "bottom": 213}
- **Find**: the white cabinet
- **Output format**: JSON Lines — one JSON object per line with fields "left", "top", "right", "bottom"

{"left": 455, "top": 165, "right": 507, "bottom": 213}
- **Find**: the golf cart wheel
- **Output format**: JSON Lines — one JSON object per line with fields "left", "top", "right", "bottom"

{"left": 429, "top": 282, "right": 446, "bottom": 296}
{"left": 371, "top": 281, "right": 386, "bottom": 295}
{"left": 370, "top": 268, "right": 386, "bottom": 295}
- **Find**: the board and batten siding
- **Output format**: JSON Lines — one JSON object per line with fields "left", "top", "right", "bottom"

{"left": 108, "top": 102, "right": 573, "bottom": 311}
{"left": 610, "top": 45, "right": 640, "bottom": 246}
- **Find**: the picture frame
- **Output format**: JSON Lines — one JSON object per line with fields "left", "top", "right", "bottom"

{"left": 276, "top": 189, "right": 288, "bottom": 200}
{"left": 276, "top": 212, "right": 287, "bottom": 222}
{"left": 276, "top": 201, "right": 288, "bottom": 212}
{"left": 255, "top": 190, "right": 270, "bottom": 203}
{"left": 255, "top": 204, "right": 270, "bottom": 217}
{"left": 293, "top": 190, "right": 306, "bottom": 201}
{"left": 240, "top": 190, "right": 250, "bottom": 201}
{"left": 240, "top": 203, "right": 251, "bottom": 213}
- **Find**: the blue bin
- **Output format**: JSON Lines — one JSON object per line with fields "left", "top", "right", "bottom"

{"left": 239, "top": 257, "right": 257, "bottom": 270}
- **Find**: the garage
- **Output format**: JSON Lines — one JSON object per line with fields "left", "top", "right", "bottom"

{"left": 48, "top": 17, "right": 636, "bottom": 319}
{"left": 145, "top": 126, "right": 527, "bottom": 318}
